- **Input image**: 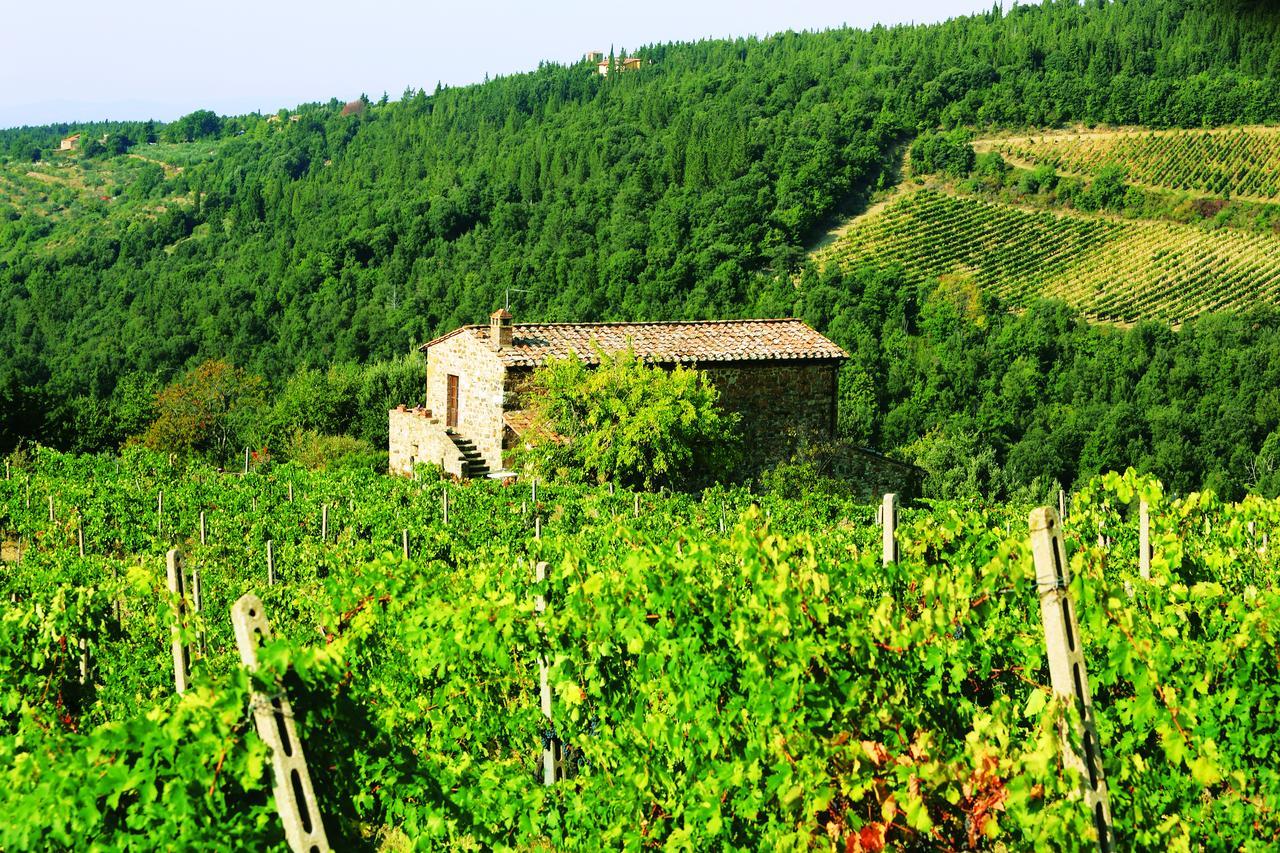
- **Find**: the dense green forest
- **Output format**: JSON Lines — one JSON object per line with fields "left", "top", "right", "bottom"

{"left": 3, "top": 0, "right": 1280, "bottom": 496}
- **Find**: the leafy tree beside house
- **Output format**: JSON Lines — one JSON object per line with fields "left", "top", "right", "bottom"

{"left": 521, "top": 349, "right": 740, "bottom": 490}
{"left": 135, "top": 360, "right": 265, "bottom": 463}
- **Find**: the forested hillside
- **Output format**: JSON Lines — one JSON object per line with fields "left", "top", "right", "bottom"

{"left": 4, "top": 0, "right": 1280, "bottom": 495}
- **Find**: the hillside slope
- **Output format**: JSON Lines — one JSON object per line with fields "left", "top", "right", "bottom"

{"left": 816, "top": 184, "right": 1280, "bottom": 324}
{"left": 7, "top": 1, "right": 1280, "bottom": 498}
{"left": 3, "top": 1, "right": 1279, "bottom": 411}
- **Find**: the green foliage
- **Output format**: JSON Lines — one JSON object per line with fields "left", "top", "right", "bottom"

{"left": 282, "top": 429, "right": 385, "bottom": 472}
{"left": 902, "top": 426, "right": 1005, "bottom": 500}
{"left": 137, "top": 360, "right": 266, "bottom": 463}
{"left": 523, "top": 349, "right": 740, "bottom": 489}
{"left": 910, "top": 129, "right": 977, "bottom": 177}
{"left": 2, "top": 451, "right": 1280, "bottom": 848}
{"left": 5, "top": 0, "right": 1280, "bottom": 463}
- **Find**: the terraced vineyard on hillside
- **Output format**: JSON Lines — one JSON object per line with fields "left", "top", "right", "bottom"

{"left": 817, "top": 188, "right": 1280, "bottom": 323}
{"left": 982, "top": 126, "right": 1280, "bottom": 202}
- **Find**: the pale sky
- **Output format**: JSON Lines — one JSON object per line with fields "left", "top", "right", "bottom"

{"left": 0, "top": 0, "right": 995, "bottom": 129}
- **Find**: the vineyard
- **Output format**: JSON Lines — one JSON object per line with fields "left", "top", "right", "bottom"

{"left": 0, "top": 147, "right": 196, "bottom": 256}
{"left": 816, "top": 189, "right": 1280, "bottom": 323}
{"left": 1, "top": 448, "right": 1278, "bottom": 849}
{"left": 980, "top": 126, "right": 1280, "bottom": 202}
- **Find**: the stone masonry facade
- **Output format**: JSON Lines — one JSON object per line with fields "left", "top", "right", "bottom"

{"left": 387, "top": 408, "right": 467, "bottom": 478}
{"left": 392, "top": 314, "right": 867, "bottom": 479}
{"left": 424, "top": 330, "right": 508, "bottom": 470}
{"left": 701, "top": 362, "right": 838, "bottom": 472}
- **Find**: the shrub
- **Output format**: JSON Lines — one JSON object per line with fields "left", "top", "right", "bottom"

{"left": 521, "top": 348, "right": 740, "bottom": 490}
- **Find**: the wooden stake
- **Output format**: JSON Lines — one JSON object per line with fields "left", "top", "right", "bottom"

{"left": 243, "top": 446, "right": 250, "bottom": 475}
{"left": 200, "top": 511, "right": 206, "bottom": 546}
{"left": 1028, "top": 508, "right": 1113, "bottom": 852}
{"left": 402, "top": 530, "right": 409, "bottom": 560}
{"left": 267, "top": 540, "right": 275, "bottom": 586}
{"left": 321, "top": 505, "right": 328, "bottom": 542}
{"left": 78, "top": 523, "right": 85, "bottom": 558}
{"left": 1138, "top": 500, "right": 1151, "bottom": 580}
{"left": 166, "top": 549, "right": 191, "bottom": 694}
{"left": 231, "top": 595, "right": 332, "bottom": 852}
{"left": 881, "top": 493, "right": 898, "bottom": 567}
{"left": 534, "top": 562, "right": 562, "bottom": 785}
{"left": 442, "top": 490, "right": 449, "bottom": 526}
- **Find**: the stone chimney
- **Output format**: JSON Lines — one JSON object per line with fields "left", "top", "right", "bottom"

{"left": 489, "top": 308, "right": 513, "bottom": 350}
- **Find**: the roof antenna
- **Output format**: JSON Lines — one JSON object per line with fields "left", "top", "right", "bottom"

{"left": 506, "top": 287, "right": 533, "bottom": 312}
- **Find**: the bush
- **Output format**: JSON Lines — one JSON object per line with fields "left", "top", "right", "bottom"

{"left": 910, "top": 130, "right": 976, "bottom": 177}
{"left": 282, "top": 429, "right": 386, "bottom": 471}
{"left": 520, "top": 348, "right": 740, "bottom": 490}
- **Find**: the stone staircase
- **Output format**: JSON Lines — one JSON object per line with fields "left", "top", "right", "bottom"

{"left": 447, "top": 432, "right": 490, "bottom": 479}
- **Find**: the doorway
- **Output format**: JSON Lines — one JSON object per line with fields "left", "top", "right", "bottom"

{"left": 446, "top": 374, "right": 459, "bottom": 428}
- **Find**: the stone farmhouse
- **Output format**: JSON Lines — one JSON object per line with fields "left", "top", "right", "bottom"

{"left": 389, "top": 310, "right": 922, "bottom": 496}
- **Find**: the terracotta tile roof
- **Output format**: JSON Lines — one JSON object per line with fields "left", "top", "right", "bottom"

{"left": 503, "top": 410, "right": 568, "bottom": 444}
{"left": 422, "top": 318, "right": 847, "bottom": 367}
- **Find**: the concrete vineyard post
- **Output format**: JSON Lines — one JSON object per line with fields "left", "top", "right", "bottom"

{"left": 442, "top": 490, "right": 449, "bottom": 526}
{"left": 243, "top": 446, "right": 250, "bottom": 475}
{"left": 78, "top": 522, "right": 85, "bottom": 558}
{"left": 535, "top": 515, "right": 542, "bottom": 540}
{"left": 532, "top": 478, "right": 537, "bottom": 506}
{"left": 1059, "top": 489, "right": 1067, "bottom": 521}
{"left": 402, "top": 530, "right": 409, "bottom": 560}
{"left": 534, "top": 561, "right": 562, "bottom": 785}
{"left": 634, "top": 494, "right": 640, "bottom": 517}
{"left": 1028, "top": 508, "right": 1113, "bottom": 852}
{"left": 267, "top": 540, "right": 275, "bottom": 586}
{"left": 609, "top": 482, "right": 615, "bottom": 496}
{"left": 231, "top": 594, "right": 332, "bottom": 853}
{"left": 1139, "top": 500, "right": 1151, "bottom": 580}
{"left": 199, "top": 511, "right": 206, "bottom": 546}
{"left": 321, "top": 504, "right": 328, "bottom": 542}
{"left": 48, "top": 495, "right": 53, "bottom": 522}
{"left": 78, "top": 637, "right": 89, "bottom": 685}
{"left": 166, "top": 549, "right": 192, "bottom": 694}
{"left": 881, "top": 493, "right": 898, "bottom": 567}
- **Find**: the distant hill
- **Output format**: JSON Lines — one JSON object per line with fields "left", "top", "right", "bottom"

{"left": 816, "top": 125, "right": 1280, "bottom": 324}
{"left": 983, "top": 126, "right": 1280, "bottom": 202}
{"left": 6, "top": 0, "right": 1280, "bottom": 498}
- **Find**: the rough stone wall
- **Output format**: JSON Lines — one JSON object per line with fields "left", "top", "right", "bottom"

{"left": 388, "top": 408, "right": 467, "bottom": 478}
{"left": 700, "top": 362, "right": 838, "bottom": 471}
{"left": 799, "top": 439, "right": 925, "bottom": 503}
{"left": 425, "top": 333, "right": 507, "bottom": 471}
